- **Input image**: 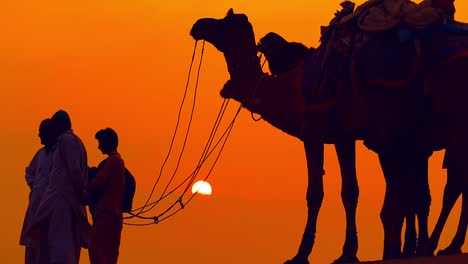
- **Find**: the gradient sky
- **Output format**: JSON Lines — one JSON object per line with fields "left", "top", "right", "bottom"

{"left": 2, "top": 1, "right": 468, "bottom": 263}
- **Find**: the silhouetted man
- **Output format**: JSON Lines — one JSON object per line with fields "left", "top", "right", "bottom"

{"left": 87, "top": 128, "right": 125, "bottom": 264}
{"left": 28, "top": 110, "right": 91, "bottom": 264}
{"left": 20, "top": 118, "right": 58, "bottom": 264}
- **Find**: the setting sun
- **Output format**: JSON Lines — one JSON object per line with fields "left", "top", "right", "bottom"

{"left": 191, "top": 181, "right": 213, "bottom": 195}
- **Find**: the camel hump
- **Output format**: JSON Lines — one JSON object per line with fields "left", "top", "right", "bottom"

{"left": 257, "top": 32, "right": 310, "bottom": 76}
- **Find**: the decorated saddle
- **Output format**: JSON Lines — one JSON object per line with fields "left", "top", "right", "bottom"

{"left": 340, "top": 0, "right": 454, "bottom": 31}
{"left": 301, "top": 0, "right": 468, "bottom": 109}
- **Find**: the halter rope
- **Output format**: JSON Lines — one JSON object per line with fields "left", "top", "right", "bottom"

{"left": 123, "top": 40, "right": 242, "bottom": 225}
{"left": 249, "top": 53, "right": 268, "bottom": 122}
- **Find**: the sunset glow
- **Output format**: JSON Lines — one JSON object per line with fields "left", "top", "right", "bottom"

{"left": 3, "top": 1, "right": 468, "bottom": 263}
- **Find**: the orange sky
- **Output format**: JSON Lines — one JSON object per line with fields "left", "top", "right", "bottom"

{"left": 2, "top": 1, "right": 467, "bottom": 263}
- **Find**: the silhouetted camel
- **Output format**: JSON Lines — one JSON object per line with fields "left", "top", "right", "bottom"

{"left": 190, "top": 8, "right": 468, "bottom": 263}
{"left": 422, "top": 88, "right": 468, "bottom": 257}
{"left": 257, "top": 31, "right": 432, "bottom": 259}
{"left": 256, "top": 32, "right": 359, "bottom": 263}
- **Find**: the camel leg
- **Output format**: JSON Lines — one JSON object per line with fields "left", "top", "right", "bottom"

{"left": 438, "top": 185, "right": 468, "bottom": 255}
{"left": 396, "top": 153, "right": 430, "bottom": 258}
{"left": 428, "top": 180, "right": 461, "bottom": 255}
{"left": 333, "top": 139, "right": 360, "bottom": 263}
{"left": 413, "top": 154, "right": 430, "bottom": 255}
{"left": 437, "top": 58, "right": 468, "bottom": 255}
{"left": 425, "top": 56, "right": 468, "bottom": 255}
{"left": 436, "top": 145, "right": 468, "bottom": 256}
{"left": 452, "top": 186, "right": 468, "bottom": 249}
{"left": 402, "top": 212, "right": 417, "bottom": 258}
{"left": 400, "top": 151, "right": 430, "bottom": 258}
{"left": 401, "top": 155, "right": 419, "bottom": 258}
{"left": 425, "top": 152, "right": 463, "bottom": 255}
{"left": 378, "top": 150, "right": 407, "bottom": 260}
{"left": 285, "top": 140, "right": 324, "bottom": 264}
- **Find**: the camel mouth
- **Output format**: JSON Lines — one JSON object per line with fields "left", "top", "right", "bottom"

{"left": 190, "top": 25, "right": 204, "bottom": 40}
{"left": 190, "top": 18, "right": 218, "bottom": 41}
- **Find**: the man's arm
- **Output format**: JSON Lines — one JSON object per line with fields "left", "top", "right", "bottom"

{"left": 87, "top": 155, "right": 121, "bottom": 192}
{"left": 25, "top": 149, "right": 41, "bottom": 188}
{"left": 60, "top": 134, "right": 86, "bottom": 195}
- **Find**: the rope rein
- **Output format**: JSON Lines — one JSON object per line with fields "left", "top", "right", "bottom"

{"left": 121, "top": 40, "right": 242, "bottom": 225}
{"left": 135, "top": 41, "right": 206, "bottom": 216}
{"left": 249, "top": 53, "right": 268, "bottom": 122}
{"left": 132, "top": 41, "right": 200, "bottom": 217}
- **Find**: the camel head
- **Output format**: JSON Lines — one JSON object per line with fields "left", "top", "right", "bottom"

{"left": 191, "top": 8, "right": 255, "bottom": 53}
{"left": 190, "top": 9, "right": 264, "bottom": 104}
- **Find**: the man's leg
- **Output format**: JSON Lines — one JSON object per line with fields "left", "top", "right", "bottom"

{"left": 48, "top": 200, "right": 80, "bottom": 264}
{"left": 89, "top": 216, "right": 106, "bottom": 264}
{"left": 108, "top": 217, "right": 123, "bottom": 264}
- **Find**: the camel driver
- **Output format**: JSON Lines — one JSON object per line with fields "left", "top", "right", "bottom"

{"left": 20, "top": 118, "right": 58, "bottom": 263}
{"left": 26, "top": 110, "right": 92, "bottom": 264}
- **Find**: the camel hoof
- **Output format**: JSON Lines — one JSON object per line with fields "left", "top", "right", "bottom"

{"left": 415, "top": 246, "right": 434, "bottom": 257}
{"left": 437, "top": 246, "right": 462, "bottom": 256}
{"left": 401, "top": 249, "right": 416, "bottom": 258}
{"left": 284, "top": 256, "right": 309, "bottom": 264}
{"left": 333, "top": 255, "right": 360, "bottom": 263}
{"left": 401, "top": 238, "right": 417, "bottom": 258}
{"left": 416, "top": 240, "right": 436, "bottom": 257}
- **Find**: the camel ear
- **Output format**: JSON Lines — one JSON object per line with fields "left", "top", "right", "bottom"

{"left": 227, "top": 8, "right": 234, "bottom": 16}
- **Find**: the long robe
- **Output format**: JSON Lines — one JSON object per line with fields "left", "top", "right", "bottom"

{"left": 26, "top": 130, "right": 92, "bottom": 264}
{"left": 20, "top": 147, "right": 53, "bottom": 263}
